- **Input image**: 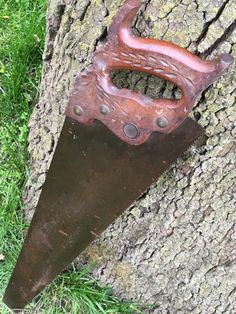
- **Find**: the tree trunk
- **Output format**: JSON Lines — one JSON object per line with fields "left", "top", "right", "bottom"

{"left": 23, "top": 0, "right": 236, "bottom": 313}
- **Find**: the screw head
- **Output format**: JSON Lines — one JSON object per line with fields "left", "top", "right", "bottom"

{"left": 74, "top": 105, "right": 83, "bottom": 116}
{"left": 156, "top": 116, "right": 169, "bottom": 128}
{"left": 123, "top": 123, "right": 140, "bottom": 139}
{"left": 100, "top": 104, "right": 110, "bottom": 115}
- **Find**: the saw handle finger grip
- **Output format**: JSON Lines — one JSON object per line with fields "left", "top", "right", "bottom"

{"left": 65, "top": 0, "right": 233, "bottom": 145}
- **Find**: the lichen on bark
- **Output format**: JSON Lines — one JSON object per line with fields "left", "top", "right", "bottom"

{"left": 23, "top": 0, "right": 236, "bottom": 313}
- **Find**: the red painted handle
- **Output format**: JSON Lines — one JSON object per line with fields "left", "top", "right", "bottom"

{"left": 66, "top": 0, "right": 233, "bottom": 145}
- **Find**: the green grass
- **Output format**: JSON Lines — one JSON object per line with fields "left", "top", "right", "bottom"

{"left": 0, "top": 0, "right": 47, "bottom": 311}
{"left": 0, "top": 1, "right": 155, "bottom": 313}
{"left": 27, "top": 264, "right": 151, "bottom": 314}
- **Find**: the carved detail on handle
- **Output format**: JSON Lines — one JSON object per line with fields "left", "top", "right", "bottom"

{"left": 65, "top": 0, "right": 233, "bottom": 145}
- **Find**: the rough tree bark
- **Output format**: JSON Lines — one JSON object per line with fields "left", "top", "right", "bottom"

{"left": 23, "top": 0, "right": 236, "bottom": 313}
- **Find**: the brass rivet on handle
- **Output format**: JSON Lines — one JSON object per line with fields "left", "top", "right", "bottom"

{"left": 156, "top": 116, "right": 169, "bottom": 129}
{"left": 123, "top": 123, "right": 140, "bottom": 139}
{"left": 74, "top": 105, "right": 84, "bottom": 116}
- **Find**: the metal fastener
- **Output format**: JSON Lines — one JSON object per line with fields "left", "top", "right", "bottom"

{"left": 100, "top": 105, "right": 110, "bottom": 115}
{"left": 74, "top": 105, "right": 83, "bottom": 116}
{"left": 156, "top": 116, "right": 169, "bottom": 129}
{"left": 123, "top": 123, "right": 140, "bottom": 139}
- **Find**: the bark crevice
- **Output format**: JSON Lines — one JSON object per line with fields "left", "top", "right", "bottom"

{"left": 200, "top": 20, "right": 236, "bottom": 57}
{"left": 43, "top": 3, "right": 66, "bottom": 61}
{"left": 195, "top": 0, "right": 231, "bottom": 47}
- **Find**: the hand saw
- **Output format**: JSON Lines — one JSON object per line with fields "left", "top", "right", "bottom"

{"left": 3, "top": 0, "right": 233, "bottom": 309}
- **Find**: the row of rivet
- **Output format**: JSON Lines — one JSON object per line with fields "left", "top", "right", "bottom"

{"left": 73, "top": 105, "right": 169, "bottom": 139}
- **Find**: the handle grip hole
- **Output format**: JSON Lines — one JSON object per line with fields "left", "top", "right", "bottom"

{"left": 112, "top": 70, "right": 181, "bottom": 100}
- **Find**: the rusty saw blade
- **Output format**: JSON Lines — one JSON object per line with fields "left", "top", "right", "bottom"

{"left": 4, "top": 117, "right": 203, "bottom": 309}
{"left": 3, "top": 0, "right": 233, "bottom": 309}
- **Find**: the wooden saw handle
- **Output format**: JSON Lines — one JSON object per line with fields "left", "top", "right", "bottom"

{"left": 65, "top": 0, "right": 233, "bottom": 145}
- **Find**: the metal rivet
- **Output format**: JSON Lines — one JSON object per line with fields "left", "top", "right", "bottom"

{"left": 156, "top": 116, "right": 169, "bottom": 128}
{"left": 100, "top": 104, "right": 110, "bottom": 115}
{"left": 74, "top": 105, "right": 83, "bottom": 116}
{"left": 123, "top": 123, "right": 140, "bottom": 139}
{"left": 221, "top": 53, "right": 233, "bottom": 64}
